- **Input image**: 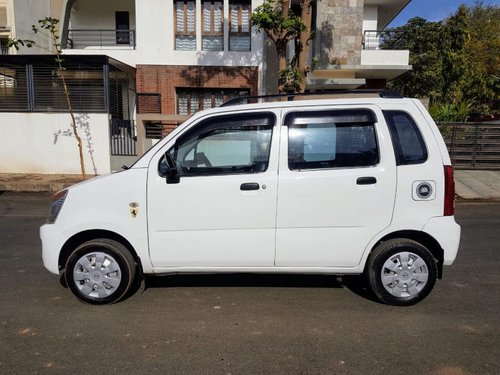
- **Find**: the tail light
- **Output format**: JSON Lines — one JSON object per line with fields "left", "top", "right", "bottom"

{"left": 444, "top": 165, "right": 455, "bottom": 216}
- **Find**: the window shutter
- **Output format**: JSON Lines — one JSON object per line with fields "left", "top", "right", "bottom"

{"left": 186, "top": 1, "right": 195, "bottom": 33}
{"left": 203, "top": 92, "right": 212, "bottom": 110}
{"left": 178, "top": 91, "right": 188, "bottom": 115}
{"left": 230, "top": 4, "right": 238, "bottom": 32}
{"left": 176, "top": 2, "right": 185, "bottom": 32}
{"left": 190, "top": 94, "right": 199, "bottom": 113}
{"left": 241, "top": 4, "right": 249, "bottom": 33}
{"left": 214, "top": 92, "right": 224, "bottom": 107}
{"left": 214, "top": 2, "right": 223, "bottom": 33}
{"left": 203, "top": 2, "right": 211, "bottom": 33}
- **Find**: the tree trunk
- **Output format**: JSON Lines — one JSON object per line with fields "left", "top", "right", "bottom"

{"left": 298, "top": 0, "right": 313, "bottom": 92}
{"left": 280, "top": 0, "right": 290, "bottom": 72}
{"left": 59, "top": 68, "right": 86, "bottom": 180}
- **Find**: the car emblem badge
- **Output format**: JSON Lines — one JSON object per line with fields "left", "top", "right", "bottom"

{"left": 129, "top": 202, "right": 139, "bottom": 218}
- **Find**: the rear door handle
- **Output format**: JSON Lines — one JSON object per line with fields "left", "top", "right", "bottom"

{"left": 357, "top": 177, "right": 377, "bottom": 185}
{"left": 240, "top": 183, "right": 260, "bottom": 191}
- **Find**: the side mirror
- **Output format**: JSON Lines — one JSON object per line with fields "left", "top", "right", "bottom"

{"left": 164, "top": 152, "right": 180, "bottom": 184}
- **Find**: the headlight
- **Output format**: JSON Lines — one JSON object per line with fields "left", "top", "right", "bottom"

{"left": 47, "top": 190, "right": 68, "bottom": 224}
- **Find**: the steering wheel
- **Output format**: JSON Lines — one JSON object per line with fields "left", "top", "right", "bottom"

{"left": 194, "top": 152, "right": 212, "bottom": 167}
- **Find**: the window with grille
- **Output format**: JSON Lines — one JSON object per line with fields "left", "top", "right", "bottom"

{"left": 175, "top": 0, "right": 196, "bottom": 51}
{"left": 229, "top": 1, "right": 251, "bottom": 51}
{"left": 202, "top": 1, "right": 223, "bottom": 51}
{"left": 177, "top": 88, "right": 250, "bottom": 115}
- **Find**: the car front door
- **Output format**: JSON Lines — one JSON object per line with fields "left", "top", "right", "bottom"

{"left": 275, "top": 106, "right": 397, "bottom": 267}
{"left": 147, "top": 111, "right": 279, "bottom": 268}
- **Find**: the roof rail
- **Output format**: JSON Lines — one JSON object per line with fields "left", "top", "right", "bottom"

{"left": 220, "top": 89, "right": 403, "bottom": 107}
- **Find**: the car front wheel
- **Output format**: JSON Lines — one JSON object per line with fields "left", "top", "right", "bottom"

{"left": 64, "top": 239, "right": 136, "bottom": 305}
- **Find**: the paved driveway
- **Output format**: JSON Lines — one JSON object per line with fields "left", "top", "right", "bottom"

{"left": 0, "top": 193, "right": 499, "bottom": 374}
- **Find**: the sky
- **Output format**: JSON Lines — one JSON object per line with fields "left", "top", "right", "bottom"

{"left": 389, "top": 0, "right": 499, "bottom": 27}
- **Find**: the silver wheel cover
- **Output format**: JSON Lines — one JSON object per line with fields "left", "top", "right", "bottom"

{"left": 380, "top": 251, "right": 429, "bottom": 298}
{"left": 72, "top": 252, "right": 122, "bottom": 299}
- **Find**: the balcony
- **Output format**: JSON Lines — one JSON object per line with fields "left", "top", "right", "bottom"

{"left": 363, "top": 30, "right": 407, "bottom": 51}
{"left": 66, "top": 29, "right": 136, "bottom": 50}
{"left": 361, "top": 29, "right": 410, "bottom": 76}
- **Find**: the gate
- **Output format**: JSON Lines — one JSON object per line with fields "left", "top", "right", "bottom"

{"left": 110, "top": 119, "right": 137, "bottom": 156}
{"left": 438, "top": 122, "right": 500, "bottom": 170}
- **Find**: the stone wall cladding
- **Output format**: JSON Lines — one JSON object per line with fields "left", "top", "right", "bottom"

{"left": 316, "top": 0, "right": 364, "bottom": 66}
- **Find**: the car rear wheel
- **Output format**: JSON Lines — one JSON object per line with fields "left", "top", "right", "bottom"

{"left": 366, "top": 239, "right": 437, "bottom": 306}
{"left": 64, "top": 239, "right": 136, "bottom": 305}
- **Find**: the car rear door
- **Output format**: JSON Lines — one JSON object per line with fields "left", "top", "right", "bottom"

{"left": 275, "top": 105, "right": 397, "bottom": 267}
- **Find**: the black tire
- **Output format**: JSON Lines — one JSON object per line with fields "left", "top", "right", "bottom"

{"left": 64, "top": 239, "right": 137, "bottom": 305}
{"left": 365, "top": 239, "right": 437, "bottom": 306}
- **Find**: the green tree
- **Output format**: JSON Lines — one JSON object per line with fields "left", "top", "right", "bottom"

{"left": 252, "top": 0, "right": 313, "bottom": 93}
{"left": 463, "top": 2, "right": 500, "bottom": 112}
{"left": 9, "top": 17, "right": 88, "bottom": 179}
{"left": 385, "top": 17, "right": 445, "bottom": 100}
{"left": 386, "top": 2, "right": 499, "bottom": 119}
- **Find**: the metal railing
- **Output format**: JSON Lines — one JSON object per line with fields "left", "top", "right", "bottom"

{"left": 439, "top": 122, "right": 500, "bottom": 170}
{"left": 110, "top": 119, "right": 137, "bottom": 156}
{"left": 363, "top": 30, "right": 407, "bottom": 50}
{"left": 1, "top": 39, "right": 9, "bottom": 55}
{"left": 67, "top": 29, "right": 136, "bottom": 49}
{"left": 137, "top": 93, "right": 161, "bottom": 114}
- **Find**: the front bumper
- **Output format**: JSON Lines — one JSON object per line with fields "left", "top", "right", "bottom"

{"left": 40, "top": 224, "right": 68, "bottom": 275}
{"left": 422, "top": 216, "right": 461, "bottom": 265}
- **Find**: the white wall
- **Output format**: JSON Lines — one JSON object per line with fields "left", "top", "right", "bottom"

{"left": 0, "top": 112, "right": 111, "bottom": 174}
{"left": 363, "top": 5, "right": 378, "bottom": 32}
{"left": 63, "top": 0, "right": 264, "bottom": 68}
{"left": 361, "top": 49, "right": 409, "bottom": 66}
{"left": 70, "top": 0, "right": 136, "bottom": 30}
{"left": 11, "top": 0, "right": 55, "bottom": 54}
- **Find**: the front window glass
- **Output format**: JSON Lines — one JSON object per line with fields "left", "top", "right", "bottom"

{"left": 162, "top": 113, "right": 274, "bottom": 176}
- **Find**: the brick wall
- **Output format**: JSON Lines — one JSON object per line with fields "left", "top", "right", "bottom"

{"left": 136, "top": 65, "right": 259, "bottom": 115}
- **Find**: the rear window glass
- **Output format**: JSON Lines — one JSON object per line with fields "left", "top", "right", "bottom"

{"left": 286, "top": 110, "right": 379, "bottom": 170}
{"left": 383, "top": 111, "right": 428, "bottom": 165}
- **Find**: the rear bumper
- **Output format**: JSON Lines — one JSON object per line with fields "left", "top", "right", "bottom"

{"left": 40, "top": 224, "right": 68, "bottom": 275}
{"left": 422, "top": 216, "right": 461, "bottom": 265}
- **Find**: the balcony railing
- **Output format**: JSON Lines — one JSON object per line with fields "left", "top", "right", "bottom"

{"left": 1, "top": 39, "right": 9, "bottom": 55}
{"left": 363, "top": 30, "right": 407, "bottom": 50}
{"left": 66, "top": 29, "right": 136, "bottom": 49}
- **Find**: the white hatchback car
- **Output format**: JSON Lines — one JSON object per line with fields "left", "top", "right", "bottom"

{"left": 40, "top": 91, "right": 461, "bottom": 306}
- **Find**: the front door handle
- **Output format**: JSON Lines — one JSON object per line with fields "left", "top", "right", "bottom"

{"left": 357, "top": 177, "right": 377, "bottom": 185}
{"left": 240, "top": 183, "right": 260, "bottom": 191}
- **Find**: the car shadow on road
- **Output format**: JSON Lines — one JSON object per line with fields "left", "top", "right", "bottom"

{"left": 142, "top": 273, "right": 380, "bottom": 303}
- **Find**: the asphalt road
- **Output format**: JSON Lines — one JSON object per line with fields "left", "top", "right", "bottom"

{"left": 0, "top": 192, "right": 499, "bottom": 375}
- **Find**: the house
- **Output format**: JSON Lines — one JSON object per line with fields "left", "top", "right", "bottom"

{"left": 259, "top": 0, "right": 411, "bottom": 92}
{"left": 0, "top": 0, "right": 411, "bottom": 175}
{"left": 306, "top": 0, "right": 411, "bottom": 90}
